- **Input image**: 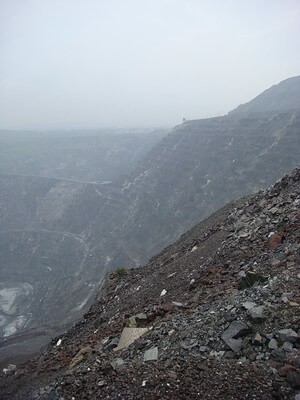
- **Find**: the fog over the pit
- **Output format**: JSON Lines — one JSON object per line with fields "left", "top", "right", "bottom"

{"left": 0, "top": 0, "right": 299, "bottom": 130}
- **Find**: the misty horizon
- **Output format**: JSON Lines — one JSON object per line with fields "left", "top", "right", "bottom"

{"left": 1, "top": 0, "right": 300, "bottom": 130}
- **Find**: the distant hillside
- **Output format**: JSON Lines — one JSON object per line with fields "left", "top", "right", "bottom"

{"left": 230, "top": 75, "right": 300, "bottom": 115}
{"left": 91, "top": 110, "right": 299, "bottom": 267}
{"left": 229, "top": 76, "right": 300, "bottom": 116}
{"left": 0, "top": 129, "right": 166, "bottom": 181}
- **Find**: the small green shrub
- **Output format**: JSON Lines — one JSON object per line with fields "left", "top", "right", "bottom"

{"left": 116, "top": 267, "right": 126, "bottom": 277}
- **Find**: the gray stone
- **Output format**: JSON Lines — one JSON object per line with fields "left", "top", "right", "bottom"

{"left": 110, "top": 358, "right": 124, "bottom": 370}
{"left": 222, "top": 321, "right": 250, "bottom": 339}
{"left": 105, "top": 338, "right": 119, "bottom": 351}
{"left": 199, "top": 346, "right": 208, "bottom": 352}
{"left": 172, "top": 301, "right": 184, "bottom": 308}
{"left": 238, "top": 271, "right": 247, "bottom": 278}
{"left": 135, "top": 313, "right": 147, "bottom": 321}
{"left": 168, "top": 371, "right": 177, "bottom": 379}
{"left": 144, "top": 347, "right": 158, "bottom": 362}
{"left": 224, "top": 351, "right": 235, "bottom": 359}
{"left": 224, "top": 338, "right": 242, "bottom": 353}
{"left": 270, "top": 349, "right": 286, "bottom": 363}
{"left": 242, "top": 301, "right": 256, "bottom": 310}
{"left": 221, "top": 321, "right": 250, "bottom": 353}
{"left": 248, "top": 306, "right": 266, "bottom": 322}
{"left": 278, "top": 329, "right": 298, "bottom": 343}
{"left": 271, "top": 259, "right": 281, "bottom": 267}
{"left": 282, "top": 342, "right": 293, "bottom": 351}
{"left": 281, "top": 292, "right": 293, "bottom": 303}
{"left": 238, "top": 272, "right": 268, "bottom": 289}
{"left": 268, "top": 339, "right": 278, "bottom": 350}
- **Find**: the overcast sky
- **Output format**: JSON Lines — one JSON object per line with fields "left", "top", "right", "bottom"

{"left": 0, "top": 0, "right": 299, "bottom": 130}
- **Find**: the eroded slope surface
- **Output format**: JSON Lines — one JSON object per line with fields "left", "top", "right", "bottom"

{"left": 1, "top": 168, "right": 299, "bottom": 399}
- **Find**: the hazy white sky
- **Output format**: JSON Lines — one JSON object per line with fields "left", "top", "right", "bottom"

{"left": 0, "top": 0, "right": 299, "bottom": 129}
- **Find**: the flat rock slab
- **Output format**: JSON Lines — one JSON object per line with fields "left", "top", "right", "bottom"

{"left": 222, "top": 321, "right": 249, "bottom": 340}
{"left": 114, "top": 328, "right": 148, "bottom": 352}
{"left": 242, "top": 301, "right": 256, "bottom": 310}
{"left": 144, "top": 347, "right": 158, "bottom": 362}
{"left": 221, "top": 321, "right": 250, "bottom": 353}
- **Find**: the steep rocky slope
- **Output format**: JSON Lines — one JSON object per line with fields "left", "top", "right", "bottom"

{"left": 1, "top": 168, "right": 299, "bottom": 399}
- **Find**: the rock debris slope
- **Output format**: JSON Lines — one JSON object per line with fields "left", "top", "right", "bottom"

{"left": 1, "top": 167, "right": 299, "bottom": 399}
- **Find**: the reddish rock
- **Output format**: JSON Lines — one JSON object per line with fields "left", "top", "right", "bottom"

{"left": 208, "top": 266, "right": 218, "bottom": 274}
{"left": 268, "top": 233, "right": 284, "bottom": 250}
{"left": 161, "top": 303, "right": 174, "bottom": 313}
{"left": 277, "top": 364, "right": 295, "bottom": 376}
{"left": 286, "top": 370, "right": 300, "bottom": 389}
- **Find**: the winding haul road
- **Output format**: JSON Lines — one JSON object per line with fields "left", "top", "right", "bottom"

{"left": 0, "top": 172, "right": 111, "bottom": 186}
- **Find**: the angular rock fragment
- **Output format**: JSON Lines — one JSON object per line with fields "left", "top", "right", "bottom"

{"left": 242, "top": 301, "right": 256, "bottom": 310}
{"left": 248, "top": 306, "right": 266, "bottom": 322}
{"left": 268, "top": 233, "right": 284, "bottom": 250}
{"left": 172, "top": 301, "right": 184, "bottom": 308}
{"left": 282, "top": 342, "right": 293, "bottom": 351}
{"left": 268, "top": 339, "right": 278, "bottom": 350}
{"left": 144, "top": 347, "right": 158, "bottom": 362}
{"left": 238, "top": 272, "right": 268, "bottom": 289}
{"left": 128, "top": 316, "right": 137, "bottom": 328}
{"left": 221, "top": 321, "right": 250, "bottom": 353}
{"left": 114, "top": 327, "right": 148, "bottom": 352}
{"left": 278, "top": 329, "right": 298, "bottom": 343}
{"left": 110, "top": 358, "right": 125, "bottom": 370}
{"left": 69, "top": 347, "right": 91, "bottom": 368}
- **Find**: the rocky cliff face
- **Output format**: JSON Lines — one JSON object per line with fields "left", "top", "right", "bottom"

{"left": 1, "top": 168, "right": 299, "bottom": 399}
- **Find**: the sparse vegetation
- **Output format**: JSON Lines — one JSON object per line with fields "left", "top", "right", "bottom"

{"left": 115, "top": 267, "right": 126, "bottom": 277}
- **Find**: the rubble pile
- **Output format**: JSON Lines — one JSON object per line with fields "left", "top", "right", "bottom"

{"left": 1, "top": 168, "right": 299, "bottom": 399}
